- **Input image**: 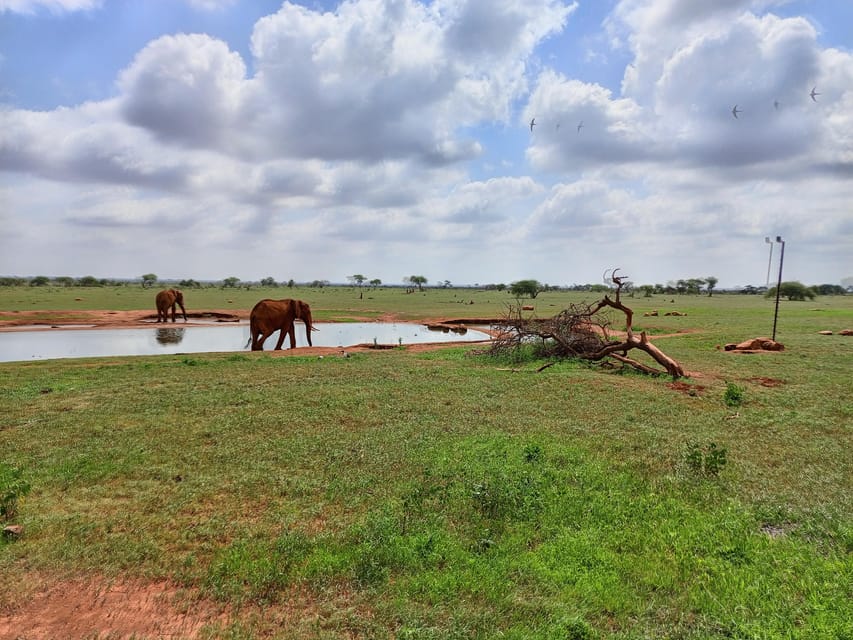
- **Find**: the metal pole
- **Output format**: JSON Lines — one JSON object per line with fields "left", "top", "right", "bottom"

{"left": 771, "top": 237, "right": 785, "bottom": 341}
{"left": 765, "top": 237, "right": 774, "bottom": 287}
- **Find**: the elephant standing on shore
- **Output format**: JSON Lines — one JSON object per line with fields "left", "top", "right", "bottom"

{"left": 155, "top": 288, "right": 187, "bottom": 323}
{"left": 248, "top": 298, "right": 315, "bottom": 350}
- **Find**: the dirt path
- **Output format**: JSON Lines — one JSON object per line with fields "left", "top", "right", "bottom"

{"left": 0, "top": 577, "right": 232, "bottom": 640}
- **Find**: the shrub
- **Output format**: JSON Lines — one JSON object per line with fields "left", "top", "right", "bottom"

{"left": 0, "top": 463, "right": 31, "bottom": 520}
{"left": 685, "top": 442, "right": 728, "bottom": 478}
{"left": 723, "top": 382, "right": 744, "bottom": 407}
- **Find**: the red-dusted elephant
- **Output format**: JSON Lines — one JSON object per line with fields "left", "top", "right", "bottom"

{"left": 248, "top": 298, "right": 316, "bottom": 350}
{"left": 155, "top": 288, "right": 187, "bottom": 323}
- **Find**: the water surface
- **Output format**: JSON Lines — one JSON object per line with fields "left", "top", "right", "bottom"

{"left": 0, "top": 322, "right": 489, "bottom": 363}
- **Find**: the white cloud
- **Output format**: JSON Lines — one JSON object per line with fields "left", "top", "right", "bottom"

{"left": 118, "top": 34, "right": 248, "bottom": 150}
{"left": 1, "top": 0, "right": 851, "bottom": 286}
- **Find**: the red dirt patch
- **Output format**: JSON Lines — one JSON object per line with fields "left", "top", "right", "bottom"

{"left": 0, "top": 578, "right": 228, "bottom": 640}
{"left": 0, "top": 309, "right": 243, "bottom": 331}
{"left": 667, "top": 381, "right": 706, "bottom": 395}
{"left": 747, "top": 376, "right": 785, "bottom": 387}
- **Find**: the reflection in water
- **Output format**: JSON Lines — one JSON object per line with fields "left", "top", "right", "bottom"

{"left": 155, "top": 328, "right": 186, "bottom": 345}
{"left": 427, "top": 325, "right": 468, "bottom": 335}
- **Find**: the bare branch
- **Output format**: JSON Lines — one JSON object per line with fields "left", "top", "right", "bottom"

{"left": 487, "top": 268, "right": 686, "bottom": 378}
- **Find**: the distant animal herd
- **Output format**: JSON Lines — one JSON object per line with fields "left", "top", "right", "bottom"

{"left": 155, "top": 288, "right": 315, "bottom": 351}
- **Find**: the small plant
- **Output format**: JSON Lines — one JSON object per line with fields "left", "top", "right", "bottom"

{"left": 523, "top": 443, "right": 543, "bottom": 464}
{"left": 0, "top": 463, "right": 31, "bottom": 521}
{"left": 684, "top": 442, "right": 728, "bottom": 478}
{"left": 723, "top": 382, "right": 744, "bottom": 407}
{"left": 555, "top": 617, "right": 595, "bottom": 640}
{"left": 685, "top": 443, "right": 704, "bottom": 475}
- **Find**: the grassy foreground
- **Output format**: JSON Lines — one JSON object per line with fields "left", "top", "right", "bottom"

{"left": 1, "top": 288, "right": 851, "bottom": 638}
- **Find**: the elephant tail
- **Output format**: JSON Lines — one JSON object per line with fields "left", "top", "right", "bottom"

{"left": 246, "top": 316, "right": 256, "bottom": 349}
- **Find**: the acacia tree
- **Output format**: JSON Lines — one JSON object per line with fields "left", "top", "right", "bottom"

{"left": 509, "top": 279, "right": 543, "bottom": 298}
{"left": 766, "top": 281, "right": 815, "bottom": 301}
{"left": 705, "top": 276, "right": 718, "bottom": 297}
{"left": 490, "top": 269, "right": 685, "bottom": 378}
{"left": 140, "top": 274, "right": 158, "bottom": 289}
{"left": 407, "top": 275, "right": 427, "bottom": 291}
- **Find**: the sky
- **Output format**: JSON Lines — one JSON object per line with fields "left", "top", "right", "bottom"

{"left": 1, "top": 0, "right": 851, "bottom": 288}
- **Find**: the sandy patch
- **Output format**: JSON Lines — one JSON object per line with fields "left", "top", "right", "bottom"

{"left": 0, "top": 578, "right": 228, "bottom": 640}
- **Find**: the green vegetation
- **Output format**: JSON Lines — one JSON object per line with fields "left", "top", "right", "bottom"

{"left": 509, "top": 279, "right": 545, "bottom": 298}
{"left": 0, "top": 289, "right": 851, "bottom": 638}
{"left": 766, "top": 281, "right": 817, "bottom": 301}
{"left": 0, "top": 463, "right": 31, "bottom": 520}
{"left": 723, "top": 382, "right": 745, "bottom": 407}
{"left": 684, "top": 442, "right": 728, "bottom": 478}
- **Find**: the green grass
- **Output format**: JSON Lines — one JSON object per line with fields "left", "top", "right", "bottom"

{"left": 0, "top": 289, "right": 851, "bottom": 638}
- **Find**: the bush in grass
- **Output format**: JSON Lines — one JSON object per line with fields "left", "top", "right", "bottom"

{"left": 0, "top": 463, "right": 30, "bottom": 520}
{"left": 469, "top": 444, "right": 550, "bottom": 522}
{"left": 723, "top": 382, "right": 744, "bottom": 407}
{"left": 685, "top": 442, "right": 728, "bottom": 478}
{"left": 552, "top": 617, "right": 595, "bottom": 640}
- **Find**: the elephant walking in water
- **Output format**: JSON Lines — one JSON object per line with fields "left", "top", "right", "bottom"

{"left": 155, "top": 288, "right": 188, "bottom": 323}
{"left": 248, "top": 298, "right": 315, "bottom": 350}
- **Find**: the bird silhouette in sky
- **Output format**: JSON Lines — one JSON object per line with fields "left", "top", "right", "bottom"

{"left": 731, "top": 105, "right": 742, "bottom": 119}
{"left": 577, "top": 120, "right": 584, "bottom": 133}
{"left": 774, "top": 100, "right": 780, "bottom": 110}
{"left": 810, "top": 86, "right": 820, "bottom": 102}
{"left": 529, "top": 118, "right": 536, "bottom": 131}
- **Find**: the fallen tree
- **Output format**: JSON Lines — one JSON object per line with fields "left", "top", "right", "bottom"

{"left": 488, "top": 269, "right": 685, "bottom": 378}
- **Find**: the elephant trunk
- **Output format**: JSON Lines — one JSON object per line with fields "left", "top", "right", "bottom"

{"left": 303, "top": 310, "right": 314, "bottom": 347}
{"left": 305, "top": 320, "right": 314, "bottom": 347}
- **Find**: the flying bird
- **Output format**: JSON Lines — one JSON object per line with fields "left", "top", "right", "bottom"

{"left": 577, "top": 120, "right": 584, "bottom": 133}
{"left": 731, "top": 105, "right": 742, "bottom": 119}
{"left": 529, "top": 118, "right": 536, "bottom": 131}
{"left": 810, "top": 86, "right": 820, "bottom": 102}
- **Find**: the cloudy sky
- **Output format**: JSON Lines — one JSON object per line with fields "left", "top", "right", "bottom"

{"left": 1, "top": 0, "right": 850, "bottom": 287}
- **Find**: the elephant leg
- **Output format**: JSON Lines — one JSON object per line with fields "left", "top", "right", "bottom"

{"left": 274, "top": 328, "right": 287, "bottom": 350}
{"left": 288, "top": 325, "right": 297, "bottom": 349}
{"left": 254, "top": 329, "right": 272, "bottom": 350}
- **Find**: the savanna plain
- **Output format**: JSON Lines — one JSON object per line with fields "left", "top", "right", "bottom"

{"left": 0, "top": 286, "right": 851, "bottom": 639}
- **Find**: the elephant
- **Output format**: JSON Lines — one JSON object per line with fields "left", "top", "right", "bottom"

{"left": 155, "top": 288, "right": 187, "bottom": 323}
{"left": 247, "top": 298, "right": 316, "bottom": 350}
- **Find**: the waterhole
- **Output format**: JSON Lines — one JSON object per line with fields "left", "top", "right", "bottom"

{"left": 0, "top": 322, "right": 490, "bottom": 362}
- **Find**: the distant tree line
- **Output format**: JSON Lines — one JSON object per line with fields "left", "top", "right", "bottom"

{"left": 0, "top": 274, "right": 849, "bottom": 297}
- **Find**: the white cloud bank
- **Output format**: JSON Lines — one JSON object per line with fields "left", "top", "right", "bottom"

{"left": 0, "top": 0, "right": 850, "bottom": 286}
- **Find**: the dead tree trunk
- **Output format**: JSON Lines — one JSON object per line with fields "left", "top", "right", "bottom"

{"left": 489, "top": 269, "right": 685, "bottom": 378}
